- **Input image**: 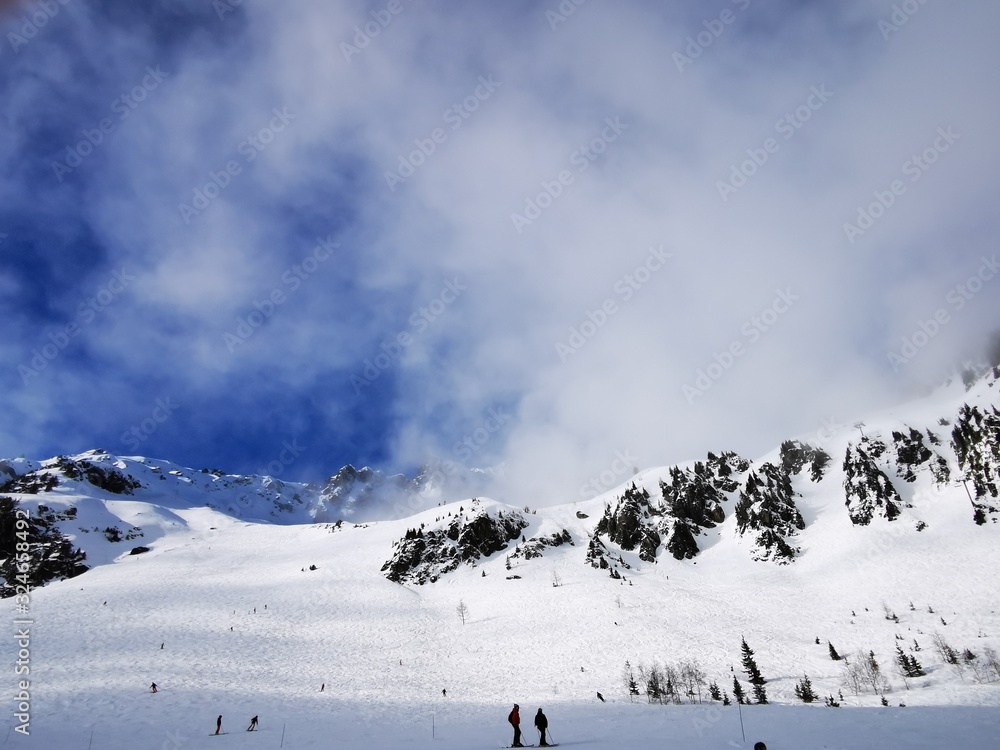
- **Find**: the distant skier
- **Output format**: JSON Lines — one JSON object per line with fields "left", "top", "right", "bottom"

{"left": 508, "top": 704, "right": 522, "bottom": 747}
{"left": 247, "top": 715, "right": 258, "bottom": 732}
{"left": 215, "top": 715, "right": 222, "bottom": 735}
{"left": 320, "top": 683, "right": 325, "bottom": 692}
{"left": 534, "top": 708, "right": 549, "bottom": 746}
{"left": 442, "top": 688, "right": 447, "bottom": 697}
{"left": 596, "top": 692, "right": 605, "bottom": 702}
{"left": 150, "top": 682, "right": 158, "bottom": 693}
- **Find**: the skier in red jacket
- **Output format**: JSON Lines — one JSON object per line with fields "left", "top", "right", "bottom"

{"left": 507, "top": 704, "right": 522, "bottom": 747}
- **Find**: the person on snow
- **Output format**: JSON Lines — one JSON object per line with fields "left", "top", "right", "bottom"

{"left": 596, "top": 692, "right": 605, "bottom": 702}
{"left": 247, "top": 715, "right": 258, "bottom": 732}
{"left": 215, "top": 715, "right": 222, "bottom": 735}
{"left": 508, "top": 704, "right": 522, "bottom": 747}
{"left": 534, "top": 708, "right": 550, "bottom": 746}
{"left": 150, "top": 682, "right": 158, "bottom": 693}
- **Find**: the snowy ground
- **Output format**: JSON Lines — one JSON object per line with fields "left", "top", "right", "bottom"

{"left": 5, "top": 501, "right": 1000, "bottom": 749}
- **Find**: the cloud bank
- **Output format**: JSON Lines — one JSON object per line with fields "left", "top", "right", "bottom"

{"left": 2, "top": 0, "right": 998, "bottom": 506}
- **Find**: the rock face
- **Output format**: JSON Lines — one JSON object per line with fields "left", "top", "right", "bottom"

{"left": 779, "top": 440, "right": 831, "bottom": 483}
{"left": 734, "top": 461, "right": 805, "bottom": 564}
{"left": 0, "top": 452, "right": 140, "bottom": 495}
{"left": 591, "top": 454, "right": 749, "bottom": 573}
{"left": 509, "top": 530, "right": 573, "bottom": 561}
{"left": 843, "top": 438, "right": 906, "bottom": 525}
{"left": 951, "top": 404, "right": 1000, "bottom": 524}
{"left": 882, "top": 425, "right": 952, "bottom": 490}
{"left": 310, "top": 464, "right": 419, "bottom": 522}
{"left": 382, "top": 504, "right": 528, "bottom": 584}
{"left": 0, "top": 496, "right": 88, "bottom": 597}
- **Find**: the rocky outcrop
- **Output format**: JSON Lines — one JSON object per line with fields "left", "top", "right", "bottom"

{"left": 382, "top": 506, "right": 528, "bottom": 584}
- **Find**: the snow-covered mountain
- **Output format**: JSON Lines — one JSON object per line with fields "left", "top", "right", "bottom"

{"left": 2, "top": 370, "right": 999, "bottom": 749}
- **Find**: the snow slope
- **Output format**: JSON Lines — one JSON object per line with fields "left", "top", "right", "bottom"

{"left": 3, "top": 373, "right": 1000, "bottom": 748}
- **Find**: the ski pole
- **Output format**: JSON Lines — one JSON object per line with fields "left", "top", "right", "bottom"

{"left": 736, "top": 699, "right": 746, "bottom": 743}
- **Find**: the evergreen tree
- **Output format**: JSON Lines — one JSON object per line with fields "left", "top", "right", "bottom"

{"left": 895, "top": 645, "right": 909, "bottom": 678}
{"left": 709, "top": 681, "right": 722, "bottom": 701}
{"left": 828, "top": 641, "right": 842, "bottom": 660}
{"left": 732, "top": 676, "right": 746, "bottom": 704}
{"left": 740, "top": 637, "right": 768, "bottom": 704}
{"left": 793, "top": 674, "right": 818, "bottom": 703}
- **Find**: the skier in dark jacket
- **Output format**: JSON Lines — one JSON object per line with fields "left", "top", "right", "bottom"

{"left": 508, "top": 704, "right": 522, "bottom": 747}
{"left": 215, "top": 715, "right": 222, "bottom": 735}
{"left": 534, "top": 708, "right": 549, "bottom": 746}
{"left": 247, "top": 715, "right": 258, "bottom": 731}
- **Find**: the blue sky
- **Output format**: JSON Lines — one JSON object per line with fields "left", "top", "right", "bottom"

{"left": 2, "top": 0, "right": 999, "bottom": 502}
